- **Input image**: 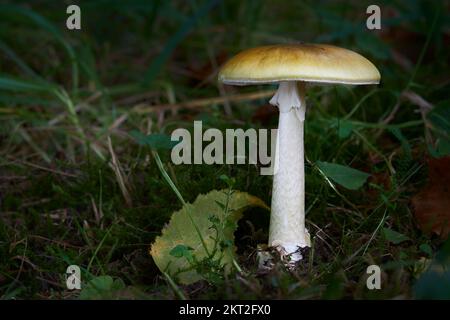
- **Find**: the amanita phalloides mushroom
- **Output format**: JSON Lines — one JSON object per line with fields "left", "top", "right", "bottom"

{"left": 218, "top": 43, "right": 380, "bottom": 265}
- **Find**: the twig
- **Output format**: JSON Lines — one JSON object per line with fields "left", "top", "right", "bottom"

{"left": 132, "top": 90, "right": 275, "bottom": 113}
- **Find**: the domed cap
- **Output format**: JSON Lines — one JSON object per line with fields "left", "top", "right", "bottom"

{"left": 218, "top": 43, "right": 380, "bottom": 85}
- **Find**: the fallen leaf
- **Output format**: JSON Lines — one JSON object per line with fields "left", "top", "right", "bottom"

{"left": 150, "top": 190, "right": 268, "bottom": 285}
{"left": 412, "top": 156, "right": 450, "bottom": 239}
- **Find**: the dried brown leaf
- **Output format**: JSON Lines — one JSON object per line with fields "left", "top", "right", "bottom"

{"left": 412, "top": 156, "right": 450, "bottom": 239}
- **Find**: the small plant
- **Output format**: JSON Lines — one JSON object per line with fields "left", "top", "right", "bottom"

{"left": 167, "top": 176, "right": 246, "bottom": 285}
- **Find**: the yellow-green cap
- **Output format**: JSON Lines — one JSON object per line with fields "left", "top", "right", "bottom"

{"left": 218, "top": 43, "right": 380, "bottom": 85}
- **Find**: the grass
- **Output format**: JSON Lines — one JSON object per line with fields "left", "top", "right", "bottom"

{"left": 0, "top": 0, "right": 449, "bottom": 299}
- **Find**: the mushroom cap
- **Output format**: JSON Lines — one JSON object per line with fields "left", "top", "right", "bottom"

{"left": 218, "top": 43, "right": 380, "bottom": 85}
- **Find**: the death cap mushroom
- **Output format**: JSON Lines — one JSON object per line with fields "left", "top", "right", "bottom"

{"left": 218, "top": 43, "right": 380, "bottom": 266}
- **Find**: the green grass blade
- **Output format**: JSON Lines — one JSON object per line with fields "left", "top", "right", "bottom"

{"left": 142, "top": 0, "right": 221, "bottom": 86}
{"left": 0, "top": 40, "right": 41, "bottom": 79}
{"left": 0, "top": 75, "right": 55, "bottom": 93}
{"left": 0, "top": 4, "right": 79, "bottom": 95}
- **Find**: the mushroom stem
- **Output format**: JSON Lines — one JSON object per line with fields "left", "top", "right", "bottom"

{"left": 269, "top": 81, "right": 310, "bottom": 263}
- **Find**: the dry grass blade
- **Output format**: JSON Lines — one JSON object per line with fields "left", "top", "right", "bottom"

{"left": 6, "top": 155, "right": 77, "bottom": 177}
{"left": 17, "top": 128, "right": 51, "bottom": 164}
{"left": 29, "top": 235, "right": 83, "bottom": 249}
{"left": 132, "top": 90, "right": 275, "bottom": 113}
{"left": 90, "top": 194, "right": 104, "bottom": 228}
{"left": 49, "top": 92, "right": 102, "bottom": 128}
{"left": 107, "top": 136, "right": 132, "bottom": 207}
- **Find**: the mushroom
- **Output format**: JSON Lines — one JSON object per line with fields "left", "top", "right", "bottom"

{"left": 218, "top": 44, "right": 380, "bottom": 265}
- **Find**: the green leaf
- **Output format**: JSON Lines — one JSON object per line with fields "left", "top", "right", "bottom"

{"left": 130, "top": 130, "right": 180, "bottom": 150}
{"left": 316, "top": 161, "right": 370, "bottom": 190}
{"left": 419, "top": 244, "right": 433, "bottom": 257}
{"left": 150, "top": 190, "right": 268, "bottom": 285}
{"left": 428, "top": 100, "right": 450, "bottom": 134}
{"left": 382, "top": 227, "right": 410, "bottom": 244}
{"left": 170, "top": 244, "right": 194, "bottom": 262}
{"left": 219, "top": 174, "right": 236, "bottom": 188}
{"left": 415, "top": 238, "right": 450, "bottom": 299}
{"left": 427, "top": 137, "right": 450, "bottom": 158}
{"left": 435, "top": 138, "right": 450, "bottom": 157}
{"left": 79, "top": 276, "right": 126, "bottom": 300}
{"left": 426, "top": 100, "right": 450, "bottom": 158}
{"left": 390, "top": 128, "right": 412, "bottom": 157}
{"left": 337, "top": 119, "right": 353, "bottom": 139}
